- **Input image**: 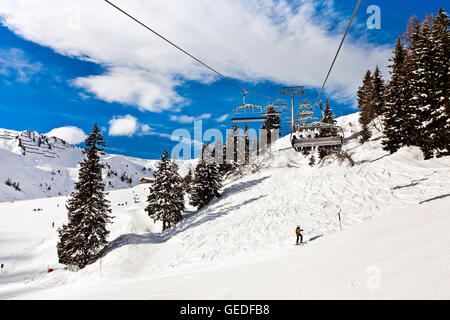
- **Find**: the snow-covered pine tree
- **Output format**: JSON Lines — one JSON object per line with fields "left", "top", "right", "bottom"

{"left": 408, "top": 17, "right": 437, "bottom": 159}
{"left": 183, "top": 168, "right": 193, "bottom": 192}
{"left": 399, "top": 16, "right": 424, "bottom": 148}
{"left": 320, "top": 99, "right": 337, "bottom": 136}
{"left": 57, "top": 124, "right": 112, "bottom": 269}
{"left": 357, "top": 70, "right": 374, "bottom": 143}
{"left": 372, "top": 65, "right": 386, "bottom": 117}
{"left": 430, "top": 8, "right": 450, "bottom": 157}
{"left": 319, "top": 99, "right": 337, "bottom": 159}
{"left": 145, "top": 150, "right": 184, "bottom": 231}
{"left": 244, "top": 123, "right": 250, "bottom": 164}
{"left": 226, "top": 124, "right": 239, "bottom": 165}
{"left": 221, "top": 131, "right": 234, "bottom": 174}
{"left": 190, "top": 146, "right": 222, "bottom": 210}
{"left": 382, "top": 37, "right": 410, "bottom": 154}
{"left": 263, "top": 104, "right": 281, "bottom": 145}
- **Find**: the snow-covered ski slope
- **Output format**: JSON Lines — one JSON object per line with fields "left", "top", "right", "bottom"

{"left": 0, "top": 113, "right": 449, "bottom": 299}
{"left": 0, "top": 128, "right": 195, "bottom": 202}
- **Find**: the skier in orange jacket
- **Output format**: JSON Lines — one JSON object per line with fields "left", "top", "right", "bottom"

{"left": 296, "top": 226, "right": 303, "bottom": 244}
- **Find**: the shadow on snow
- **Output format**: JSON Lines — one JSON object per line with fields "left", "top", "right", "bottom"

{"left": 96, "top": 177, "right": 270, "bottom": 261}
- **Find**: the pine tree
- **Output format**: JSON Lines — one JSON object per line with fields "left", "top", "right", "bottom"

{"left": 382, "top": 37, "right": 410, "bottom": 153}
{"left": 190, "top": 147, "right": 222, "bottom": 210}
{"left": 408, "top": 17, "right": 437, "bottom": 158}
{"left": 319, "top": 99, "right": 337, "bottom": 159}
{"left": 320, "top": 99, "right": 337, "bottom": 136}
{"left": 225, "top": 125, "right": 239, "bottom": 165}
{"left": 357, "top": 70, "right": 374, "bottom": 143}
{"left": 57, "top": 124, "right": 112, "bottom": 269}
{"left": 221, "top": 132, "right": 234, "bottom": 174}
{"left": 145, "top": 150, "right": 185, "bottom": 231}
{"left": 430, "top": 8, "right": 450, "bottom": 157}
{"left": 182, "top": 168, "right": 193, "bottom": 192}
{"left": 400, "top": 16, "right": 424, "bottom": 147}
{"left": 372, "top": 65, "right": 386, "bottom": 117}
{"left": 244, "top": 123, "right": 250, "bottom": 164}
{"left": 263, "top": 104, "right": 281, "bottom": 145}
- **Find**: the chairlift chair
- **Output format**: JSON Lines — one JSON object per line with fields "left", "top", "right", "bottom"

{"left": 231, "top": 95, "right": 289, "bottom": 124}
{"left": 290, "top": 96, "right": 345, "bottom": 151}
{"left": 298, "top": 110, "right": 315, "bottom": 117}
{"left": 291, "top": 122, "right": 344, "bottom": 150}
{"left": 231, "top": 104, "right": 267, "bottom": 123}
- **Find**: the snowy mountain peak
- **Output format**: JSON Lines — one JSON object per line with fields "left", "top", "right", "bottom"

{"left": 0, "top": 127, "right": 197, "bottom": 202}
{"left": 0, "top": 128, "right": 77, "bottom": 158}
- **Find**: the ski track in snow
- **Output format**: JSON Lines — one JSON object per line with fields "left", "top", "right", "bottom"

{"left": 0, "top": 113, "right": 449, "bottom": 299}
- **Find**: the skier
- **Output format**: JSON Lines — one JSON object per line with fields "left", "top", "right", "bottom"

{"left": 295, "top": 226, "right": 303, "bottom": 245}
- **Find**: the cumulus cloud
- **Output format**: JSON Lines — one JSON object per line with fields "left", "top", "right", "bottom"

{"left": 108, "top": 114, "right": 139, "bottom": 136}
{"left": 108, "top": 114, "right": 165, "bottom": 137}
{"left": 170, "top": 113, "right": 211, "bottom": 124}
{"left": 46, "top": 126, "right": 86, "bottom": 144}
{"left": 0, "top": 0, "right": 392, "bottom": 109}
{"left": 0, "top": 48, "right": 42, "bottom": 82}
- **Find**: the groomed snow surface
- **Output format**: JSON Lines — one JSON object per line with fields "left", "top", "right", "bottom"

{"left": 0, "top": 113, "right": 449, "bottom": 299}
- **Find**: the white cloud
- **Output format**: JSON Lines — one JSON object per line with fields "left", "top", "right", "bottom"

{"left": 0, "top": 0, "right": 392, "bottom": 109}
{"left": 140, "top": 124, "right": 151, "bottom": 134}
{"left": 73, "top": 67, "right": 185, "bottom": 112}
{"left": 215, "top": 114, "right": 229, "bottom": 122}
{"left": 0, "top": 48, "right": 42, "bottom": 82}
{"left": 170, "top": 113, "right": 211, "bottom": 124}
{"left": 108, "top": 114, "right": 166, "bottom": 137}
{"left": 108, "top": 114, "right": 139, "bottom": 137}
{"left": 46, "top": 126, "right": 86, "bottom": 144}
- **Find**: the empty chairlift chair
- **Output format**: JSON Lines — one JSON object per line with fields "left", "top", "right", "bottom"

{"left": 231, "top": 104, "right": 267, "bottom": 123}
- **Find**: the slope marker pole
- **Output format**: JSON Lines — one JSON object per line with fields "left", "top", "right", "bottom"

{"left": 338, "top": 211, "right": 343, "bottom": 231}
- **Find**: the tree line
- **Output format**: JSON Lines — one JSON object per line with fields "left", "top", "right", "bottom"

{"left": 358, "top": 8, "right": 449, "bottom": 159}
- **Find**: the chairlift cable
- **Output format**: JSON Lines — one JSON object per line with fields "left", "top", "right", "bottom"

{"left": 104, "top": 0, "right": 267, "bottom": 99}
{"left": 315, "top": 0, "right": 362, "bottom": 105}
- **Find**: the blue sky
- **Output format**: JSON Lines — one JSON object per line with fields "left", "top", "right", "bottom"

{"left": 0, "top": 1, "right": 445, "bottom": 159}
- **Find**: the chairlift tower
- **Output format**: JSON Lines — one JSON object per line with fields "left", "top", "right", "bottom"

{"left": 281, "top": 86, "right": 306, "bottom": 133}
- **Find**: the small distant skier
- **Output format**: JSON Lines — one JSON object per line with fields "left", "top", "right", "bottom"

{"left": 52, "top": 222, "right": 55, "bottom": 228}
{"left": 296, "top": 226, "right": 303, "bottom": 245}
